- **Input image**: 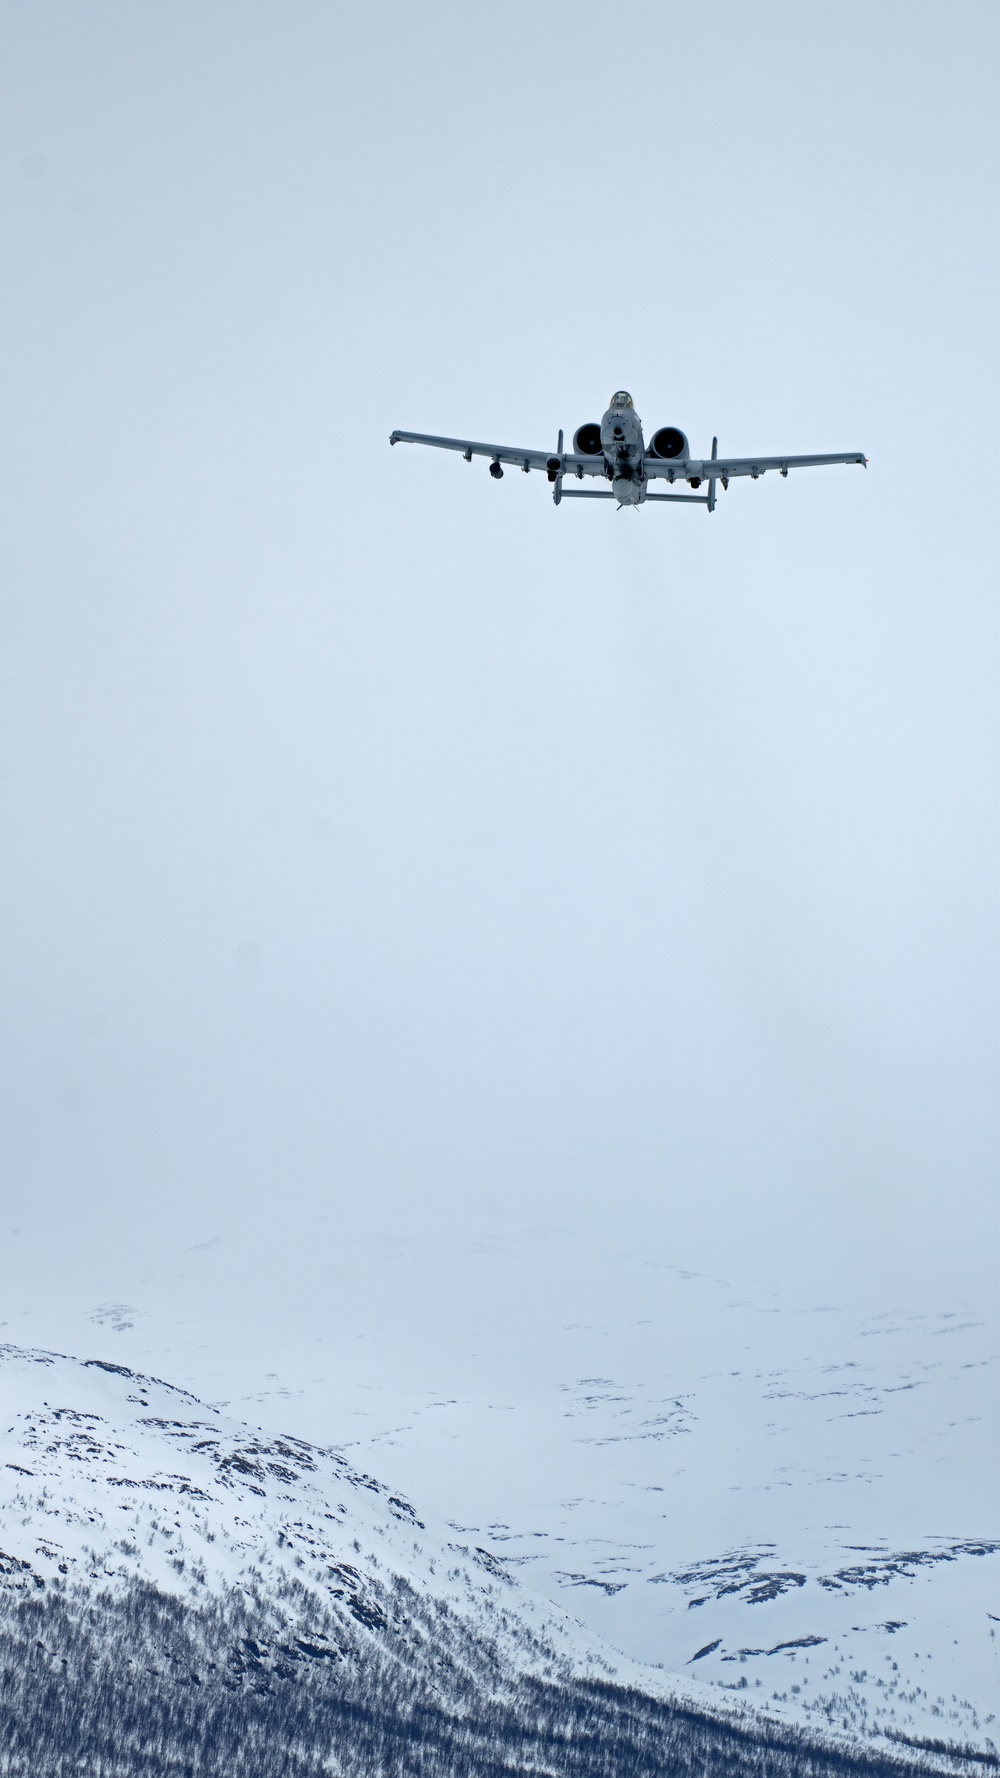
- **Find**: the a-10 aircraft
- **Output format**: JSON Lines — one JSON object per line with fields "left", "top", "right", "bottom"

{"left": 390, "top": 390, "right": 866, "bottom": 511}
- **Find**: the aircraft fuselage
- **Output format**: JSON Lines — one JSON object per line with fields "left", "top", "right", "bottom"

{"left": 600, "top": 391, "right": 647, "bottom": 506}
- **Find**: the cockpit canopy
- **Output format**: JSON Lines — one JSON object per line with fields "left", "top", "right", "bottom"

{"left": 609, "top": 390, "right": 633, "bottom": 410}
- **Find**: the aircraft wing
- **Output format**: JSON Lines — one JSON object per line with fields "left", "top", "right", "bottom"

{"left": 389, "top": 430, "right": 608, "bottom": 477}
{"left": 644, "top": 450, "right": 867, "bottom": 481}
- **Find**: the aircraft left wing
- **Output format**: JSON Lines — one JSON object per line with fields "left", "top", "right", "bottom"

{"left": 389, "top": 430, "right": 608, "bottom": 477}
{"left": 645, "top": 450, "right": 867, "bottom": 482}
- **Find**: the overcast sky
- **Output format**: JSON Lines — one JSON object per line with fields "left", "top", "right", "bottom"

{"left": 0, "top": 3, "right": 996, "bottom": 1404}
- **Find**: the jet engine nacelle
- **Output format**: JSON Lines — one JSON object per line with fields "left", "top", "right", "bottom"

{"left": 573, "top": 422, "right": 603, "bottom": 456}
{"left": 648, "top": 426, "right": 689, "bottom": 461}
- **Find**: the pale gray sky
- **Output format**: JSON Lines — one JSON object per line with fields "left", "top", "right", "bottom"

{"left": 0, "top": 3, "right": 996, "bottom": 1396}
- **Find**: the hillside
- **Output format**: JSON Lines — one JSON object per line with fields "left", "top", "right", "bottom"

{"left": 0, "top": 1342, "right": 993, "bottom": 1777}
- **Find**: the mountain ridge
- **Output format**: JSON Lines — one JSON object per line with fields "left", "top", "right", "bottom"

{"left": 0, "top": 1341, "right": 993, "bottom": 1776}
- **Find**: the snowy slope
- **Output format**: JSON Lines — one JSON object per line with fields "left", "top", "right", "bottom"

{"left": 391, "top": 1294, "right": 998, "bottom": 1754}
{"left": 3, "top": 1228, "right": 997, "bottom": 1763}
{"left": 161, "top": 1255, "right": 992, "bottom": 1760}
{"left": 0, "top": 1339, "right": 994, "bottom": 1775}
{"left": 327, "top": 1273, "right": 996, "bottom": 1756}
{"left": 0, "top": 1341, "right": 615, "bottom": 1688}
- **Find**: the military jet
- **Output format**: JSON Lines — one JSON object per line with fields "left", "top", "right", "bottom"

{"left": 390, "top": 391, "right": 866, "bottom": 511}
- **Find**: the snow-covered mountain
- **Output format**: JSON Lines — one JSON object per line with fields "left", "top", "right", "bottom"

{"left": 0, "top": 1339, "right": 616, "bottom": 1683}
{"left": 369, "top": 1286, "right": 997, "bottom": 1756}
{"left": 135, "top": 1244, "right": 990, "bottom": 1764}
{"left": 0, "top": 1340, "right": 994, "bottom": 1775}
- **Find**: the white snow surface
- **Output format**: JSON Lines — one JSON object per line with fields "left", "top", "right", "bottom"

{"left": 0, "top": 1341, "right": 618, "bottom": 1683}
{"left": 0, "top": 1316, "right": 995, "bottom": 1769}
{"left": 0, "top": 1337, "right": 868, "bottom": 1765}
{"left": 2, "top": 1220, "right": 996, "bottom": 1765}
